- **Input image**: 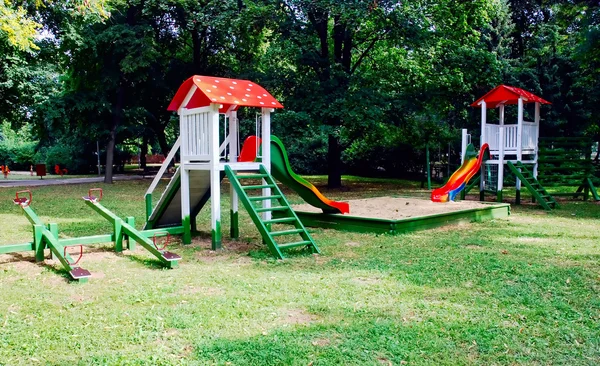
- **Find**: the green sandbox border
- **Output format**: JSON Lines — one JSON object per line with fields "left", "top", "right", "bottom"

{"left": 280, "top": 202, "right": 510, "bottom": 234}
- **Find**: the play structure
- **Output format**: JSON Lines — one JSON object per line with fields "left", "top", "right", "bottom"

{"left": 1, "top": 77, "right": 518, "bottom": 282}
{"left": 144, "top": 75, "right": 351, "bottom": 259}
{"left": 431, "top": 143, "right": 489, "bottom": 202}
{"left": 458, "top": 84, "right": 599, "bottom": 209}
{"left": 1, "top": 189, "right": 181, "bottom": 282}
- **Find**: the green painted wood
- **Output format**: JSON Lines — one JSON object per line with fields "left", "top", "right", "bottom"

{"left": 230, "top": 210, "right": 239, "bottom": 239}
{"left": 85, "top": 200, "right": 180, "bottom": 268}
{"left": 145, "top": 173, "right": 181, "bottom": 229}
{"left": 507, "top": 161, "right": 557, "bottom": 210}
{"left": 586, "top": 177, "right": 600, "bottom": 201}
{"left": 126, "top": 217, "right": 136, "bottom": 250}
{"left": 225, "top": 165, "right": 320, "bottom": 259}
{"left": 237, "top": 173, "right": 269, "bottom": 179}
{"left": 145, "top": 193, "right": 152, "bottom": 223}
{"left": 0, "top": 243, "right": 34, "bottom": 254}
{"left": 249, "top": 195, "right": 283, "bottom": 201}
{"left": 242, "top": 184, "right": 276, "bottom": 190}
{"left": 58, "top": 235, "right": 114, "bottom": 246}
{"left": 33, "top": 224, "right": 44, "bottom": 261}
{"left": 141, "top": 226, "right": 186, "bottom": 236}
{"left": 22, "top": 206, "right": 45, "bottom": 226}
{"left": 284, "top": 202, "right": 510, "bottom": 235}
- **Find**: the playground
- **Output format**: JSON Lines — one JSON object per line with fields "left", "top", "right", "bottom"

{"left": 1, "top": 179, "right": 599, "bottom": 364}
{"left": 0, "top": 77, "right": 599, "bottom": 364}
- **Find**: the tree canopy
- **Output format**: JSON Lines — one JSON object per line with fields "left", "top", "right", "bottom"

{"left": 1, "top": 0, "right": 599, "bottom": 182}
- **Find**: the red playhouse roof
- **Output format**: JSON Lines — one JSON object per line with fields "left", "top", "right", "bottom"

{"left": 471, "top": 85, "right": 551, "bottom": 108}
{"left": 168, "top": 75, "right": 283, "bottom": 113}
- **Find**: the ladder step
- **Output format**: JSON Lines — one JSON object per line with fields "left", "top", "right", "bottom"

{"left": 256, "top": 206, "right": 289, "bottom": 213}
{"left": 237, "top": 174, "right": 269, "bottom": 179}
{"left": 249, "top": 195, "right": 282, "bottom": 202}
{"left": 242, "top": 184, "right": 276, "bottom": 190}
{"left": 264, "top": 217, "right": 297, "bottom": 224}
{"left": 270, "top": 229, "right": 304, "bottom": 237}
{"left": 278, "top": 241, "right": 313, "bottom": 250}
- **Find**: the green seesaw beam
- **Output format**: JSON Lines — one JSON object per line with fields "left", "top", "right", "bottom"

{"left": 20, "top": 204, "right": 92, "bottom": 282}
{"left": 84, "top": 198, "right": 181, "bottom": 268}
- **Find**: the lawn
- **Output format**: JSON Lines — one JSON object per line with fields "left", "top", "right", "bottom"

{"left": 0, "top": 178, "right": 599, "bottom": 365}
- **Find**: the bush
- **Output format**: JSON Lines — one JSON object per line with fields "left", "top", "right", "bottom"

{"left": 0, "top": 122, "right": 37, "bottom": 170}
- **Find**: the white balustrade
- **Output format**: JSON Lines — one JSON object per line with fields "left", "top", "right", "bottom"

{"left": 181, "top": 110, "right": 211, "bottom": 161}
{"left": 485, "top": 123, "right": 536, "bottom": 152}
{"left": 522, "top": 122, "right": 537, "bottom": 150}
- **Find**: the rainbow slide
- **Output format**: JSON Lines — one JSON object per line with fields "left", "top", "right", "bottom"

{"left": 239, "top": 136, "right": 349, "bottom": 214}
{"left": 431, "top": 143, "right": 489, "bottom": 202}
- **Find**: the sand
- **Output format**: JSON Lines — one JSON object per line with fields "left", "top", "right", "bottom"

{"left": 292, "top": 196, "right": 496, "bottom": 220}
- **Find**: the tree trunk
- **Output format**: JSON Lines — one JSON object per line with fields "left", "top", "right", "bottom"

{"left": 140, "top": 135, "right": 148, "bottom": 170}
{"left": 104, "top": 125, "right": 117, "bottom": 184}
{"left": 327, "top": 133, "right": 342, "bottom": 188}
{"left": 104, "top": 83, "right": 125, "bottom": 184}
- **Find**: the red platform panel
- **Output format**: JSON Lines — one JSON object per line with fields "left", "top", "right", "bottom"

{"left": 471, "top": 85, "right": 551, "bottom": 109}
{"left": 168, "top": 75, "right": 283, "bottom": 112}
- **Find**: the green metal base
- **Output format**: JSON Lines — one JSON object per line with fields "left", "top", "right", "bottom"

{"left": 230, "top": 210, "right": 239, "bottom": 239}
{"left": 277, "top": 202, "right": 510, "bottom": 235}
{"left": 212, "top": 220, "right": 222, "bottom": 250}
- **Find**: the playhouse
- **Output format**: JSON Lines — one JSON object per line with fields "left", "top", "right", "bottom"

{"left": 466, "top": 85, "right": 557, "bottom": 208}
{"left": 144, "top": 75, "right": 323, "bottom": 259}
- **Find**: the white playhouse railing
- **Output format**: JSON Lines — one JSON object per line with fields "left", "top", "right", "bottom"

{"left": 485, "top": 122, "right": 538, "bottom": 153}
{"left": 180, "top": 106, "right": 213, "bottom": 162}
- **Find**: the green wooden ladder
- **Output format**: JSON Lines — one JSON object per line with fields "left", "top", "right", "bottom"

{"left": 507, "top": 161, "right": 558, "bottom": 210}
{"left": 225, "top": 165, "right": 320, "bottom": 259}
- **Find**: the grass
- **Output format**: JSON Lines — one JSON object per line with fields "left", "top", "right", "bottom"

{"left": 0, "top": 177, "right": 599, "bottom": 365}
{"left": 1, "top": 173, "right": 93, "bottom": 181}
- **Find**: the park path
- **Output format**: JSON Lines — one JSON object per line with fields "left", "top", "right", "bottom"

{"left": 0, "top": 174, "right": 148, "bottom": 188}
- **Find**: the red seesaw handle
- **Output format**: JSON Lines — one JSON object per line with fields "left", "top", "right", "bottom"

{"left": 64, "top": 245, "right": 83, "bottom": 266}
{"left": 15, "top": 190, "right": 32, "bottom": 207}
{"left": 152, "top": 232, "right": 170, "bottom": 251}
{"left": 88, "top": 188, "right": 103, "bottom": 202}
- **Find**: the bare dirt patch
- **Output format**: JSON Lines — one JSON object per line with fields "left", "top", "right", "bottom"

{"left": 293, "top": 197, "right": 498, "bottom": 220}
{"left": 179, "top": 285, "right": 224, "bottom": 296}
{"left": 353, "top": 277, "right": 382, "bottom": 285}
{"left": 345, "top": 242, "right": 362, "bottom": 247}
{"left": 516, "top": 237, "right": 548, "bottom": 243}
{"left": 465, "top": 244, "right": 484, "bottom": 250}
{"left": 281, "top": 309, "right": 319, "bottom": 325}
{"left": 312, "top": 338, "right": 331, "bottom": 347}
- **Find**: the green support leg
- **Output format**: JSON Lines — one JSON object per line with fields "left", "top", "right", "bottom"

{"left": 182, "top": 215, "right": 192, "bottom": 244}
{"left": 33, "top": 225, "right": 45, "bottom": 262}
{"left": 145, "top": 193, "right": 152, "bottom": 223}
{"left": 85, "top": 200, "right": 181, "bottom": 268}
{"left": 48, "top": 223, "right": 59, "bottom": 260}
{"left": 212, "top": 220, "right": 222, "bottom": 250}
{"left": 114, "top": 219, "right": 123, "bottom": 252}
{"left": 496, "top": 190, "right": 503, "bottom": 203}
{"left": 126, "top": 217, "right": 136, "bottom": 251}
{"left": 230, "top": 210, "right": 239, "bottom": 239}
{"left": 480, "top": 189, "right": 484, "bottom": 201}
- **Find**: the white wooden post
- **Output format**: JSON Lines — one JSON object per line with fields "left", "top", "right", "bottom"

{"left": 229, "top": 110, "right": 239, "bottom": 239}
{"left": 516, "top": 97, "right": 523, "bottom": 192}
{"left": 209, "top": 103, "right": 221, "bottom": 249}
{"left": 461, "top": 129, "right": 468, "bottom": 164}
{"left": 261, "top": 108, "right": 272, "bottom": 221}
{"left": 180, "top": 165, "right": 191, "bottom": 244}
{"left": 534, "top": 102, "right": 540, "bottom": 178}
{"left": 480, "top": 101, "right": 487, "bottom": 195}
{"left": 498, "top": 103, "right": 505, "bottom": 197}
{"left": 498, "top": 126, "right": 505, "bottom": 192}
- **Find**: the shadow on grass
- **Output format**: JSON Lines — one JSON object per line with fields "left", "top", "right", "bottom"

{"left": 191, "top": 316, "right": 595, "bottom": 365}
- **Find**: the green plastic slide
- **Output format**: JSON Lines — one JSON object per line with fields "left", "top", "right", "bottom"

{"left": 268, "top": 136, "right": 349, "bottom": 214}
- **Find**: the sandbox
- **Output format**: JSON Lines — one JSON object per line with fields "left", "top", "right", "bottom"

{"left": 286, "top": 197, "right": 510, "bottom": 234}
